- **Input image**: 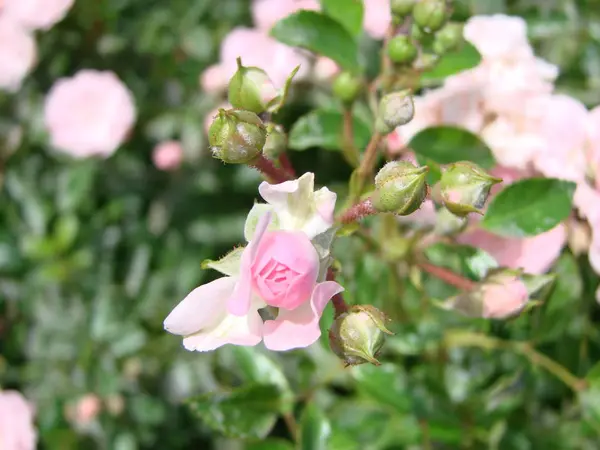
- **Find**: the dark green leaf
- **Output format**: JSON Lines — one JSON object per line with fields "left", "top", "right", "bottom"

{"left": 246, "top": 439, "right": 294, "bottom": 450}
{"left": 351, "top": 363, "right": 411, "bottom": 413}
{"left": 409, "top": 126, "right": 495, "bottom": 169}
{"left": 288, "top": 109, "right": 371, "bottom": 152}
{"left": 421, "top": 42, "right": 482, "bottom": 83}
{"left": 271, "top": 11, "right": 360, "bottom": 71}
{"left": 321, "top": 0, "right": 364, "bottom": 36}
{"left": 299, "top": 403, "right": 331, "bottom": 450}
{"left": 481, "top": 178, "right": 576, "bottom": 237}
{"left": 188, "top": 384, "right": 283, "bottom": 439}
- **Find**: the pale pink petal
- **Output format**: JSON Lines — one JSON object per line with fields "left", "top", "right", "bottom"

{"left": 464, "top": 14, "right": 532, "bottom": 61}
{"left": 0, "top": 17, "right": 37, "bottom": 92}
{"left": 0, "top": 391, "right": 37, "bottom": 450}
{"left": 3, "top": 0, "right": 74, "bottom": 31}
{"left": 363, "top": 0, "right": 392, "bottom": 39}
{"left": 152, "top": 140, "right": 183, "bottom": 171}
{"left": 251, "top": 0, "right": 320, "bottom": 32}
{"left": 263, "top": 281, "right": 343, "bottom": 351}
{"left": 574, "top": 183, "right": 600, "bottom": 226}
{"left": 164, "top": 277, "right": 237, "bottom": 336}
{"left": 482, "top": 276, "right": 529, "bottom": 319}
{"left": 459, "top": 225, "right": 567, "bottom": 274}
{"left": 227, "top": 211, "right": 272, "bottom": 316}
{"left": 200, "top": 64, "right": 227, "bottom": 93}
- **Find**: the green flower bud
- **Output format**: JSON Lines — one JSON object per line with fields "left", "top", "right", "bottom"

{"left": 413, "top": 0, "right": 448, "bottom": 33}
{"left": 375, "top": 90, "right": 415, "bottom": 134}
{"left": 432, "top": 22, "right": 464, "bottom": 55}
{"left": 332, "top": 71, "right": 363, "bottom": 105}
{"left": 263, "top": 123, "right": 287, "bottom": 160}
{"left": 208, "top": 109, "right": 266, "bottom": 164}
{"left": 372, "top": 161, "right": 428, "bottom": 215}
{"left": 387, "top": 36, "right": 418, "bottom": 65}
{"left": 440, "top": 162, "right": 502, "bottom": 217}
{"left": 390, "top": 0, "right": 416, "bottom": 17}
{"left": 434, "top": 206, "right": 467, "bottom": 236}
{"left": 329, "top": 305, "right": 394, "bottom": 366}
{"left": 228, "top": 58, "right": 279, "bottom": 114}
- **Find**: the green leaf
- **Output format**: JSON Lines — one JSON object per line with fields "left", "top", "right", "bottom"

{"left": 409, "top": 126, "right": 495, "bottom": 169}
{"left": 351, "top": 363, "right": 411, "bottom": 413}
{"left": 232, "top": 347, "right": 294, "bottom": 412}
{"left": 271, "top": 11, "right": 360, "bottom": 71}
{"left": 299, "top": 403, "right": 331, "bottom": 450}
{"left": 481, "top": 178, "right": 576, "bottom": 237}
{"left": 246, "top": 439, "right": 294, "bottom": 450}
{"left": 188, "top": 384, "right": 283, "bottom": 439}
{"left": 201, "top": 246, "right": 245, "bottom": 276}
{"left": 421, "top": 42, "right": 482, "bottom": 83}
{"left": 321, "top": 0, "right": 364, "bottom": 36}
{"left": 289, "top": 109, "right": 371, "bottom": 152}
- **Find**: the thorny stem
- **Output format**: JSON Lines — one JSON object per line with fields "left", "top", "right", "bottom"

{"left": 338, "top": 198, "right": 378, "bottom": 224}
{"left": 341, "top": 107, "right": 360, "bottom": 167}
{"left": 445, "top": 331, "right": 588, "bottom": 392}
{"left": 249, "top": 154, "right": 293, "bottom": 183}
{"left": 417, "top": 261, "right": 477, "bottom": 291}
{"left": 327, "top": 268, "right": 348, "bottom": 316}
{"left": 349, "top": 133, "right": 383, "bottom": 205}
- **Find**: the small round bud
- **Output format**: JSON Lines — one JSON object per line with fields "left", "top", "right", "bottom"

{"left": 372, "top": 161, "right": 428, "bottom": 215}
{"left": 432, "top": 22, "right": 464, "bottom": 55}
{"left": 413, "top": 0, "right": 448, "bottom": 33}
{"left": 440, "top": 162, "right": 502, "bottom": 217}
{"left": 390, "top": 0, "right": 416, "bottom": 17}
{"left": 434, "top": 206, "right": 467, "bottom": 236}
{"left": 208, "top": 109, "right": 266, "bottom": 164}
{"left": 228, "top": 58, "right": 279, "bottom": 114}
{"left": 332, "top": 71, "right": 363, "bottom": 105}
{"left": 329, "top": 305, "right": 394, "bottom": 366}
{"left": 375, "top": 90, "right": 415, "bottom": 134}
{"left": 387, "top": 36, "right": 418, "bottom": 65}
{"left": 263, "top": 123, "right": 287, "bottom": 160}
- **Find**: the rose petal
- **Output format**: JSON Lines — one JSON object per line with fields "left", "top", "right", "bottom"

{"left": 164, "top": 277, "right": 237, "bottom": 336}
{"left": 262, "top": 281, "right": 343, "bottom": 351}
{"left": 227, "top": 211, "right": 272, "bottom": 316}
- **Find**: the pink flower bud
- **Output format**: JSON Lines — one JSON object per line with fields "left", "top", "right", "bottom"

{"left": 153, "top": 141, "right": 184, "bottom": 171}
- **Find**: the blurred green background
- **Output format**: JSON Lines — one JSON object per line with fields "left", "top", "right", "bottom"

{"left": 2, "top": 0, "right": 600, "bottom": 449}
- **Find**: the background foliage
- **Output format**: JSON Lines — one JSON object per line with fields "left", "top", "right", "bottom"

{"left": 2, "top": 0, "right": 600, "bottom": 449}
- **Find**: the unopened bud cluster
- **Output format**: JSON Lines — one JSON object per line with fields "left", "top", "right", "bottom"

{"left": 329, "top": 305, "right": 394, "bottom": 366}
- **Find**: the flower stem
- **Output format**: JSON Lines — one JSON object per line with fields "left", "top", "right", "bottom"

{"left": 417, "top": 261, "right": 477, "bottom": 291}
{"left": 349, "top": 133, "right": 382, "bottom": 204}
{"left": 278, "top": 153, "right": 296, "bottom": 177}
{"left": 327, "top": 268, "right": 348, "bottom": 316}
{"left": 338, "top": 198, "right": 378, "bottom": 224}
{"left": 341, "top": 107, "right": 360, "bottom": 167}
{"left": 445, "top": 331, "right": 587, "bottom": 392}
{"left": 249, "top": 154, "right": 293, "bottom": 183}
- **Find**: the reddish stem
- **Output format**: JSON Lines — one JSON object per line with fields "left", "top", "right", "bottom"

{"left": 417, "top": 262, "right": 477, "bottom": 291}
{"left": 338, "top": 198, "right": 378, "bottom": 224}
{"left": 250, "top": 154, "right": 294, "bottom": 183}
{"left": 327, "top": 268, "right": 348, "bottom": 316}
{"left": 278, "top": 153, "right": 296, "bottom": 177}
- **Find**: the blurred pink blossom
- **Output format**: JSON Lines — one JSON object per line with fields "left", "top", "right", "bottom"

{"left": 2, "top": 0, "right": 74, "bottom": 30}
{"left": 313, "top": 57, "right": 340, "bottom": 81}
{"left": 464, "top": 14, "right": 532, "bottom": 61}
{"left": 200, "top": 64, "right": 227, "bottom": 93}
{"left": 153, "top": 141, "right": 184, "bottom": 171}
{"left": 481, "top": 273, "right": 529, "bottom": 319}
{"left": 0, "top": 17, "right": 36, "bottom": 91}
{"left": 251, "top": 0, "right": 319, "bottom": 32}
{"left": 66, "top": 394, "right": 101, "bottom": 426}
{"left": 0, "top": 390, "right": 37, "bottom": 450}
{"left": 363, "top": 0, "right": 392, "bottom": 39}
{"left": 44, "top": 70, "right": 136, "bottom": 158}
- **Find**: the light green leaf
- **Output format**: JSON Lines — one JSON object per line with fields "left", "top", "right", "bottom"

{"left": 351, "top": 363, "right": 411, "bottom": 413}
{"left": 481, "top": 178, "right": 575, "bottom": 237}
{"left": 421, "top": 42, "right": 482, "bottom": 84}
{"left": 299, "top": 403, "right": 331, "bottom": 450}
{"left": 201, "top": 246, "right": 245, "bottom": 276}
{"left": 409, "top": 126, "right": 495, "bottom": 169}
{"left": 271, "top": 11, "right": 360, "bottom": 71}
{"left": 246, "top": 439, "right": 294, "bottom": 450}
{"left": 321, "top": 0, "right": 364, "bottom": 36}
{"left": 188, "top": 384, "right": 283, "bottom": 440}
{"left": 289, "top": 109, "right": 371, "bottom": 152}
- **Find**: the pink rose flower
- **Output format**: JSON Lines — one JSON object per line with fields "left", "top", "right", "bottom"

{"left": 0, "top": 390, "right": 37, "bottom": 450}
{"left": 481, "top": 274, "right": 529, "bottom": 319}
{"left": 44, "top": 70, "right": 136, "bottom": 158}
{"left": 2, "top": 0, "right": 74, "bottom": 30}
{"left": 153, "top": 140, "right": 184, "bottom": 171}
{"left": 464, "top": 14, "right": 532, "bottom": 61}
{"left": 199, "top": 64, "right": 227, "bottom": 94}
{"left": 363, "top": 0, "right": 392, "bottom": 39}
{"left": 0, "top": 17, "right": 36, "bottom": 92}
{"left": 251, "top": 0, "right": 319, "bottom": 32}
{"left": 164, "top": 173, "right": 342, "bottom": 352}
